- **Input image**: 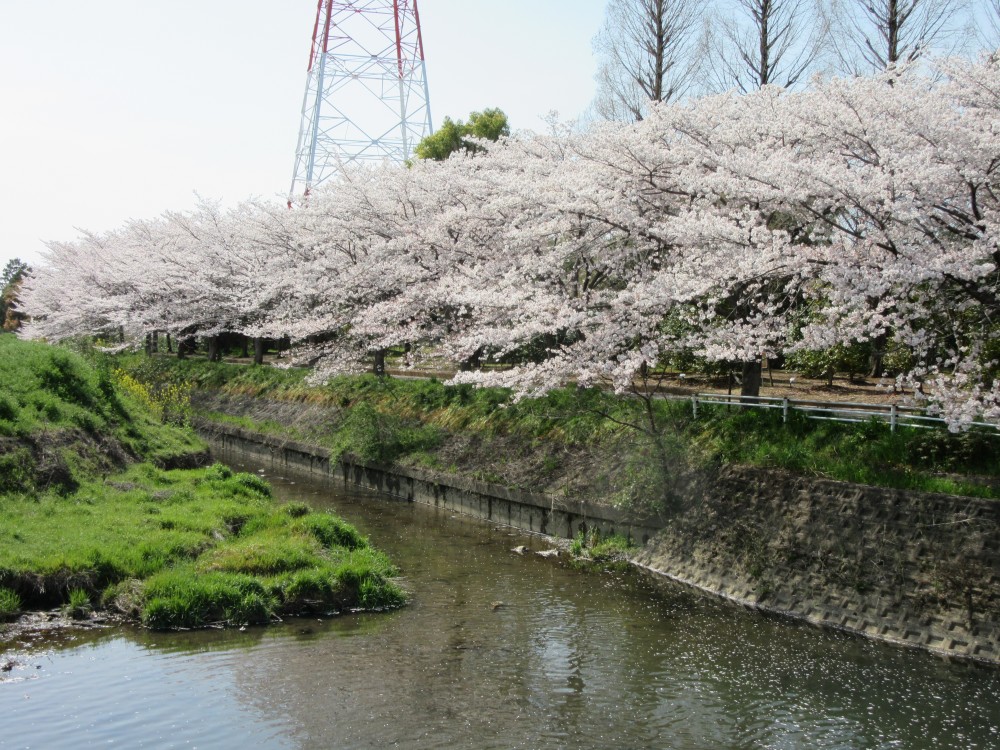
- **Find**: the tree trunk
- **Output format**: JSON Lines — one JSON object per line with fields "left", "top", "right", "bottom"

{"left": 868, "top": 332, "right": 888, "bottom": 378}
{"left": 241, "top": 335, "right": 250, "bottom": 358}
{"left": 144, "top": 333, "right": 153, "bottom": 357}
{"left": 459, "top": 346, "right": 484, "bottom": 371}
{"left": 166, "top": 333, "right": 173, "bottom": 353}
{"left": 253, "top": 337, "right": 266, "bottom": 366}
{"left": 373, "top": 349, "right": 386, "bottom": 377}
{"left": 207, "top": 336, "right": 220, "bottom": 363}
{"left": 740, "top": 358, "right": 763, "bottom": 403}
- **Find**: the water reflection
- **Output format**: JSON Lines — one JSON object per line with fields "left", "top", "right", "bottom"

{"left": 3, "top": 454, "right": 1000, "bottom": 749}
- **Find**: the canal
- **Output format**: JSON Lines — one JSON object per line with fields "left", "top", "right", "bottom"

{"left": 2, "top": 453, "right": 999, "bottom": 749}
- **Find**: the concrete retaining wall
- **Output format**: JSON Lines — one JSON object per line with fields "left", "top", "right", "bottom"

{"left": 633, "top": 467, "right": 1000, "bottom": 664}
{"left": 200, "top": 419, "right": 1000, "bottom": 666}
{"left": 201, "top": 422, "right": 663, "bottom": 545}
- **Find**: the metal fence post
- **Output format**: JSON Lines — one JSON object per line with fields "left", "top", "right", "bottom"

{"left": 782, "top": 397, "right": 789, "bottom": 424}
{"left": 692, "top": 394, "right": 698, "bottom": 420}
{"left": 890, "top": 404, "right": 898, "bottom": 433}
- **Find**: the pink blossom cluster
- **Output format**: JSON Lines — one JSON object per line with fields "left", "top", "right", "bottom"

{"left": 20, "top": 57, "right": 1000, "bottom": 429}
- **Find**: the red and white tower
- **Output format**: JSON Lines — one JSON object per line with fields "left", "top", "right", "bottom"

{"left": 290, "top": 0, "right": 433, "bottom": 197}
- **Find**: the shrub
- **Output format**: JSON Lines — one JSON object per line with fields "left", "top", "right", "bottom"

{"left": 0, "top": 393, "right": 18, "bottom": 421}
{"left": 332, "top": 402, "right": 441, "bottom": 464}
{"left": 112, "top": 368, "right": 193, "bottom": 426}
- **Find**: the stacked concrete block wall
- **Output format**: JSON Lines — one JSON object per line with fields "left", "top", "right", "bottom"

{"left": 633, "top": 467, "right": 1000, "bottom": 664}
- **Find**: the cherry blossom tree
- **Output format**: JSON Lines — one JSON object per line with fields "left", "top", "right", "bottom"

{"left": 18, "top": 54, "right": 1000, "bottom": 430}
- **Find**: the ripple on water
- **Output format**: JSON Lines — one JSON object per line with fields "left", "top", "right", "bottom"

{"left": 1, "top": 638, "right": 294, "bottom": 749}
{"left": 3, "top": 459, "right": 1000, "bottom": 750}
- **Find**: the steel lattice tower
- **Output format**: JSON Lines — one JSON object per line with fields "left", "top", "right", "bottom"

{"left": 290, "top": 0, "right": 433, "bottom": 197}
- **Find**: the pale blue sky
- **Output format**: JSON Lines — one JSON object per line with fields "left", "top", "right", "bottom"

{"left": 0, "top": 0, "right": 608, "bottom": 270}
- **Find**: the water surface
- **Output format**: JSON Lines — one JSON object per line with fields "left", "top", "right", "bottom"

{"left": 2, "top": 455, "right": 999, "bottom": 749}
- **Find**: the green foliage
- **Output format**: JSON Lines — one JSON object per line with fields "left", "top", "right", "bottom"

{"left": 694, "top": 406, "right": 1000, "bottom": 496}
{"left": 112, "top": 368, "right": 192, "bottom": 426}
{"left": 413, "top": 116, "right": 465, "bottom": 160}
{"left": 569, "top": 530, "right": 635, "bottom": 571}
{"left": 331, "top": 401, "right": 441, "bottom": 464}
{"left": 907, "top": 428, "right": 998, "bottom": 473}
{"left": 882, "top": 340, "right": 915, "bottom": 376}
{"left": 0, "top": 587, "right": 21, "bottom": 620}
{"left": 0, "top": 447, "right": 35, "bottom": 494}
{"left": 611, "top": 442, "right": 672, "bottom": 512}
{"left": 199, "top": 530, "right": 319, "bottom": 575}
{"left": 282, "top": 567, "right": 344, "bottom": 607}
{"left": 359, "top": 575, "right": 406, "bottom": 609}
{"left": 1, "top": 258, "right": 27, "bottom": 290}
{"left": 1, "top": 258, "right": 29, "bottom": 331}
{"left": 282, "top": 501, "right": 311, "bottom": 518}
{"left": 0, "top": 336, "right": 205, "bottom": 485}
{"left": 0, "top": 391, "right": 18, "bottom": 422}
{"left": 204, "top": 463, "right": 233, "bottom": 481}
{"left": 413, "top": 107, "right": 510, "bottom": 161}
{"left": 785, "top": 342, "right": 871, "bottom": 383}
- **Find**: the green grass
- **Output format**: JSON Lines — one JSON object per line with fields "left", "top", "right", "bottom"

{"left": 0, "top": 587, "right": 21, "bottom": 620}
{"left": 117, "top": 353, "right": 1000, "bottom": 505}
{"left": 63, "top": 588, "right": 93, "bottom": 619}
{"left": 692, "top": 407, "right": 1000, "bottom": 497}
{"left": 0, "top": 335, "right": 206, "bottom": 492}
{"left": 569, "top": 531, "right": 636, "bottom": 571}
{"left": 0, "top": 336, "right": 405, "bottom": 629}
{"left": 0, "top": 462, "right": 404, "bottom": 627}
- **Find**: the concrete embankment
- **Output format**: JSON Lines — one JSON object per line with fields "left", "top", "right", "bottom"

{"left": 199, "top": 418, "right": 1000, "bottom": 665}
{"left": 201, "top": 421, "right": 663, "bottom": 545}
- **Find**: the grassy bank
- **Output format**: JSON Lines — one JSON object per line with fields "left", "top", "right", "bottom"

{"left": 117, "top": 354, "right": 1000, "bottom": 505}
{"left": 0, "top": 336, "right": 404, "bottom": 629}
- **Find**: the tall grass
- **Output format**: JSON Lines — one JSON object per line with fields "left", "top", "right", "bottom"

{"left": 0, "top": 587, "right": 21, "bottom": 620}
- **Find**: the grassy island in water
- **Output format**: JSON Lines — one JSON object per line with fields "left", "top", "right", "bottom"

{"left": 0, "top": 335, "right": 404, "bottom": 629}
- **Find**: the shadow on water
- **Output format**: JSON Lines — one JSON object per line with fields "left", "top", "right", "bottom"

{"left": 3, "top": 448, "right": 1000, "bottom": 749}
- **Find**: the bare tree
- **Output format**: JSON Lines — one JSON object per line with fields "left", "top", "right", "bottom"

{"left": 978, "top": 0, "right": 1000, "bottom": 50}
{"left": 592, "top": 0, "right": 705, "bottom": 121}
{"left": 830, "top": 0, "right": 967, "bottom": 74}
{"left": 706, "top": 0, "right": 829, "bottom": 93}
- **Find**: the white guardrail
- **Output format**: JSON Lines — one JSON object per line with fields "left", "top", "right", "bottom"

{"left": 665, "top": 392, "right": 999, "bottom": 434}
